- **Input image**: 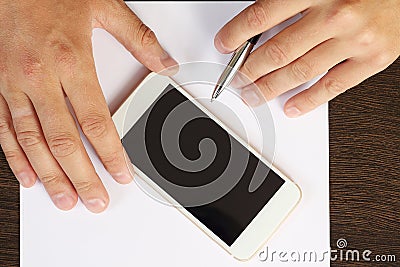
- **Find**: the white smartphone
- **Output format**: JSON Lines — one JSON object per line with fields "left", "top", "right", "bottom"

{"left": 112, "top": 72, "right": 301, "bottom": 261}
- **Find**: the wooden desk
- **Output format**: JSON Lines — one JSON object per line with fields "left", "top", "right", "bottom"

{"left": 1, "top": 59, "right": 399, "bottom": 266}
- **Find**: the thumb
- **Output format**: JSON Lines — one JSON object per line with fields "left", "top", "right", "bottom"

{"left": 93, "top": 0, "right": 178, "bottom": 75}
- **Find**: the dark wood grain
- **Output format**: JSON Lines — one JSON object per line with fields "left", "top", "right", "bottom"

{"left": 1, "top": 58, "right": 399, "bottom": 266}
{"left": 0, "top": 146, "right": 19, "bottom": 266}
{"left": 329, "top": 58, "right": 400, "bottom": 266}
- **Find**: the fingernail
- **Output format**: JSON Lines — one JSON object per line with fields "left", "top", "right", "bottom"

{"left": 160, "top": 52, "right": 179, "bottom": 76}
{"left": 214, "top": 35, "right": 229, "bottom": 53}
{"left": 52, "top": 193, "right": 76, "bottom": 211}
{"left": 285, "top": 106, "right": 302, "bottom": 118}
{"left": 112, "top": 172, "right": 133, "bottom": 184}
{"left": 85, "top": 198, "right": 107, "bottom": 213}
{"left": 17, "top": 172, "right": 36, "bottom": 187}
{"left": 241, "top": 88, "right": 264, "bottom": 107}
{"left": 123, "top": 148, "right": 136, "bottom": 179}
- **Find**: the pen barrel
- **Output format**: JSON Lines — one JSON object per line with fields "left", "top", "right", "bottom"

{"left": 218, "top": 42, "right": 254, "bottom": 87}
{"left": 228, "top": 42, "right": 254, "bottom": 70}
{"left": 212, "top": 34, "right": 261, "bottom": 100}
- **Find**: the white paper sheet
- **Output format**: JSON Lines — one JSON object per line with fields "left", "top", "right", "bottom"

{"left": 21, "top": 2, "right": 330, "bottom": 266}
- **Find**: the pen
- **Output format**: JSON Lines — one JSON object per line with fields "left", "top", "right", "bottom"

{"left": 211, "top": 33, "right": 262, "bottom": 101}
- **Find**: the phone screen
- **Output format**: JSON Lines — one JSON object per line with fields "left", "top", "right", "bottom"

{"left": 122, "top": 85, "right": 285, "bottom": 246}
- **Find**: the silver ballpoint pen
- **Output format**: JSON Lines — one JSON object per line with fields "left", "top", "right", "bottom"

{"left": 211, "top": 34, "right": 261, "bottom": 101}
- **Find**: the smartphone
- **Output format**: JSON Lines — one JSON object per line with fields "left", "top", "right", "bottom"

{"left": 112, "top": 73, "right": 301, "bottom": 260}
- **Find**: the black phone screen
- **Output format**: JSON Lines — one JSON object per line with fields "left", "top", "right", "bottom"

{"left": 122, "top": 85, "right": 285, "bottom": 246}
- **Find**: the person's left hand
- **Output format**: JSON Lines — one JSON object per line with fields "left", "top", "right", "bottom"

{"left": 214, "top": 0, "right": 400, "bottom": 117}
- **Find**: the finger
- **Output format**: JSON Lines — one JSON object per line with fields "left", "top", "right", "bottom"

{"left": 58, "top": 51, "right": 134, "bottom": 185}
{"left": 93, "top": 0, "right": 178, "bottom": 75}
{"left": 0, "top": 94, "right": 37, "bottom": 187}
{"left": 284, "top": 58, "right": 391, "bottom": 117}
{"left": 243, "top": 39, "right": 350, "bottom": 105}
{"left": 215, "top": 0, "right": 312, "bottom": 53}
{"left": 238, "top": 10, "right": 333, "bottom": 85}
{"left": 3, "top": 91, "right": 77, "bottom": 210}
{"left": 23, "top": 76, "right": 109, "bottom": 213}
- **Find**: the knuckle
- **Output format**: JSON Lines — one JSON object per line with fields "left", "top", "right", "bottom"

{"left": 80, "top": 114, "right": 108, "bottom": 138}
{"left": 3, "top": 149, "right": 19, "bottom": 162}
{"left": 19, "top": 54, "right": 45, "bottom": 83}
{"left": 241, "top": 60, "right": 257, "bottom": 78}
{"left": 101, "top": 150, "right": 121, "bottom": 170}
{"left": 40, "top": 172, "right": 60, "bottom": 185}
{"left": 0, "top": 118, "right": 11, "bottom": 135}
{"left": 74, "top": 180, "right": 96, "bottom": 194}
{"left": 48, "top": 133, "right": 78, "bottom": 158}
{"left": 49, "top": 40, "right": 77, "bottom": 68}
{"left": 356, "top": 28, "right": 377, "bottom": 47}
{"left": 373, "top": 52, "right": 394, "bottom": 69}
{"left": 259, "top": 79, "right": 276, "bottom": 100}
{"left": 324, "top": 77, "right": 347, "bottom": 96}
{"left": 16, "top": 129, "right": 43, "bottom": 149}
{"left": 265, "top": 41, "right": 288, "bottom": 66}
{"left": 246, "top": 3, "right": 269, "bottom": 30}
{"left": 303, "top": 93, "right": 319, "bottom": 108}
{"left": 136, "top": 23, "right": 157, "bottom": 47}
{"left": 326, "top": 2, "right": 360, "bottom": 28}
{"left": 291, "top": 59, "right": 314, "bottom": 83}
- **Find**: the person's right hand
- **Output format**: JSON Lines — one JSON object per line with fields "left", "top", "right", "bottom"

{"left": 0, "top": 0, "right": 177, "bottom": 213}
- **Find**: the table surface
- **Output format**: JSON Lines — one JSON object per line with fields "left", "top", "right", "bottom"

{"left": 1, "top": 58, "right": 399, "bottom": 266}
